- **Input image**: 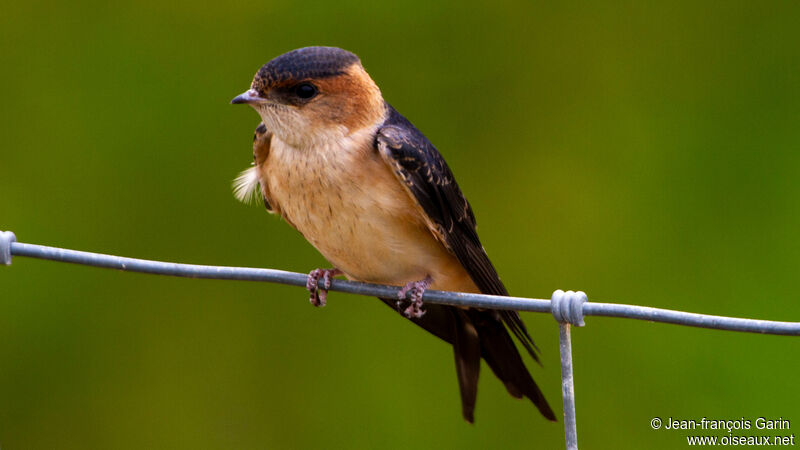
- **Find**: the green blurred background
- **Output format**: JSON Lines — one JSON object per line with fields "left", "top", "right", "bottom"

{"left": 1, "top": 1, "right": 798, "bottom": 448}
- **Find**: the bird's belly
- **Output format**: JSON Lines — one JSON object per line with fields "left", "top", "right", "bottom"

{"left": 264, "top": 142, "right": 475, "bottom": 292}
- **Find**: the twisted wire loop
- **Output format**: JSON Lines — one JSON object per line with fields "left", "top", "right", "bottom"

{"left": 551, "top": 289, "right": 588, "bottom": 326}
{"left": 0, "top": 231, "right": 16, "bottom": 265}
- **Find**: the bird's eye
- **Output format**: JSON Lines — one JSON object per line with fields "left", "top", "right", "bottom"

{"left": 294, "top": 83, "right": 318, "bottom": 100}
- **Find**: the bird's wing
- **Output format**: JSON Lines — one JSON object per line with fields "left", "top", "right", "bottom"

{"left": 233, "top": 122, "right": 276, "bottom": 213}
{"left": 374, "top": 104, "right": 539, "bottom": 361}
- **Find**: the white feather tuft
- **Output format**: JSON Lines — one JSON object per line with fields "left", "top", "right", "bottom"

{"left": 232, "top": 166, "right": 262, "bottom": 204}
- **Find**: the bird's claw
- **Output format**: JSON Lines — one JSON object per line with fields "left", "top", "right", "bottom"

{"left": 397, "top": 275, "right": 433, "bottom": 319}
{"left": 306, "top": 268, "right": 341, "bottom": 307}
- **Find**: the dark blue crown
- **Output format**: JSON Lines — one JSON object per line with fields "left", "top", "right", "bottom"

{"left": 253, "top": 47, "right": 360, "bottom": 91}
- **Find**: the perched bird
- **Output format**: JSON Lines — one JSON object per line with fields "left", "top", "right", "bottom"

{"left": 231, "top": 46, "right": 555, "bottom": 423}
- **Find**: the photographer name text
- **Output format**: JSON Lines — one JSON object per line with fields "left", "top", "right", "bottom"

{"left": 661, "top": 417, "right": 790, "bottom": 432}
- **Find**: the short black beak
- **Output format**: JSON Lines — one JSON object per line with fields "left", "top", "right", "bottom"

{"left": 231, "top": 89, "right": 266, "bottom": 105}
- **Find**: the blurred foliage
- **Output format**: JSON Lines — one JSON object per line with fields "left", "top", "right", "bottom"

{"left": 1, "top": 1, "right": 799, "bottom": 448}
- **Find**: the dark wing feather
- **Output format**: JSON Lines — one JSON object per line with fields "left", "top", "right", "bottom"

{"left": 253, "top": 122, "right": 274, "bottom": 212}
{"left": 374, "top": 104, "right": 539, "bottom": 361}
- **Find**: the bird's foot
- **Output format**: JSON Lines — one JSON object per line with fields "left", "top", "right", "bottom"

{"left": 397, "top": 275, "right": 433, "bottom": 319}
{"left": 306, "top": 268, "right": 342, "bottom": 307}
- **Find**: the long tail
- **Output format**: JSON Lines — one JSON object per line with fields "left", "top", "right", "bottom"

{"left": 380, "top": 299, "right": 555, "bottom": 422}
{"left": 466, "top": 309, "right": 556, "bottom": 421}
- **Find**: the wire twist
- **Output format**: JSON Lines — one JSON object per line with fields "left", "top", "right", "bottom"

{"left": 0, "top": 231, "right": 16, "bottom": 265}
{"left": 552, "top": 290, "right": 588, "bottom": 326}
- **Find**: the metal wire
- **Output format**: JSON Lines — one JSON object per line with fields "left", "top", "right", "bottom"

{"left": 551, "top": 289, "right": 587, "bottom": 449}
{"left": 3, "top": 232, "right": 800, "bottom": 450}
{"left": 4, "top": 237, "right": 798, "bottom": 335}
{"left": 558, "top": 323, "right": 578, "bottom": 450}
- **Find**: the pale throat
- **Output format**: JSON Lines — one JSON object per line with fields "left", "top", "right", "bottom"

{"left": 254, "top": 103, "right": 387, "bottom": 151}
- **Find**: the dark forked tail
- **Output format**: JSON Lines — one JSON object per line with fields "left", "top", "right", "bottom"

{"left": 380, "top": 299, "right": 556, "bottom": 423}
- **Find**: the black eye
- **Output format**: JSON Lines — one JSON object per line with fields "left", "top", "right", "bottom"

{"left": 294, "top": 82, "right": 318, "bottom": 99}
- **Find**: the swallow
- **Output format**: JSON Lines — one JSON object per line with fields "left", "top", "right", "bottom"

{"left": 230, "top": 46, "right": 555, "bottom": 423}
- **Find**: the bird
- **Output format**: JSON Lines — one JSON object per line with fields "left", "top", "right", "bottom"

{"left": 230, "top": 46, "right": 555, "bottom": 423}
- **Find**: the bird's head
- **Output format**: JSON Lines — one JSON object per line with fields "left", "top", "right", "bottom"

{"left": 231, "top": 46, "right": 385, "bottom": 147}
